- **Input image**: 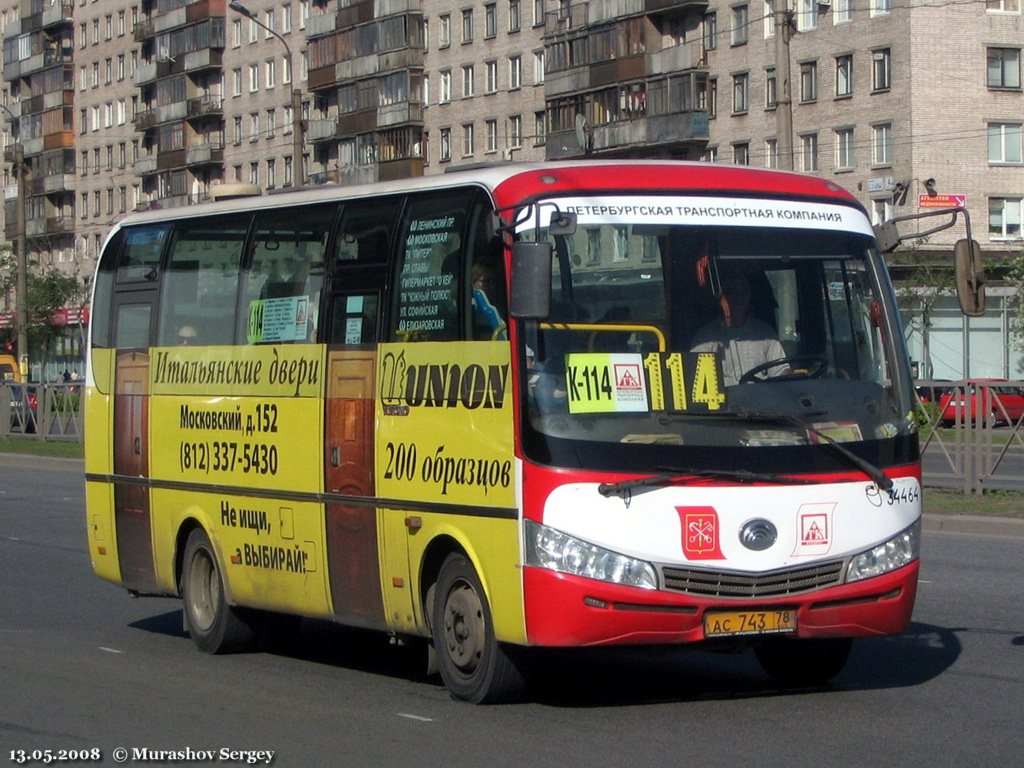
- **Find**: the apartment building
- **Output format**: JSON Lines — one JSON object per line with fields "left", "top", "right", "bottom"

{"left": 1, "top": 0, "right": 1021, "bottom": 377}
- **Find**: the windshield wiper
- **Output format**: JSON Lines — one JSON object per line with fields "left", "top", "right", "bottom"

{"left": 597, "top": 466, "right": 814, "bottom": 498}
{"left": 727, "top": 409, "right": 893, "bottom": 491}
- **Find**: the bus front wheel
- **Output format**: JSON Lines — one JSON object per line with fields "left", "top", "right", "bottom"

{"left": 181, "top": 528, "right": 256, "bottom": 654}
{"left": 431, "top": 554, "right": 526, "bottom": 704}
{"left": 755, "top": 637, "right": 852, "bottom": 686}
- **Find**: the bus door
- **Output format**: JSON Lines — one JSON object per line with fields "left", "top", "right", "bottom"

{"left": 325, "top": 286, "right": 384, "bottom": 628}
{"left": 112, "top": 295, "right": 156, "bottom": 593}
{"left": 323, "top": 196, "right": 402, "bottom": 629}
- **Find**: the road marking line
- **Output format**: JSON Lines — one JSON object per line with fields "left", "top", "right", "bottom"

{"left": 397, "top": 713, "right": 434, "bottom": 722}
{"left": 99, "top": 647, "right": 125, "bottom": 654}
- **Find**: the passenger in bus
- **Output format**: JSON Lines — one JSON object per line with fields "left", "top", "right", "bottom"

{"left": 690, "top": 271, "right": 789, "bottom": 386}
{"left": 471, "top": 261, "right": 507, "bottom": 340}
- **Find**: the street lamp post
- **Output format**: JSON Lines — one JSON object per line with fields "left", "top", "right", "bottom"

{"left": 1, "top": 103, "right": 29, "bottom": 377}
{"left": 229, "top": 1, "right": 305, "bottom": 187}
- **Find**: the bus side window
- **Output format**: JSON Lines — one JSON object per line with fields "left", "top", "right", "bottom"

{"left": 156, "top": 216, "right": 249, "bottom": 346}
{"left": 241, "top": 204, "right": 336, "bottom": 344}
{"left": 390, "top": 189, "right": 476, "bottom": 342}
{"left": 117, "top": 224, "right": 169, "bottom": 284}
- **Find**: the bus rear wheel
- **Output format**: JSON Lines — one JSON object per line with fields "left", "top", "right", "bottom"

{"left": 755, "top": 637, "right": 853, "bottom": 686}
{"left": 431, "top": 554, "right": 526, "bottom": 704}
{"left": 181, "top": 528, "right": 256, "bottom": 654}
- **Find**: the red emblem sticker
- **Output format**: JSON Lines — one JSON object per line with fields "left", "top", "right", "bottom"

{"left": 792, "top": 503, "right": 836, "bottom": 556}
{"left": 614, "top": 363, "right": 643, "bottom": 391}
{"left": 678, "top": 506, "right": 725, "bottom": 560}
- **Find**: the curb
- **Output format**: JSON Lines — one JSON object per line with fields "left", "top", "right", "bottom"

{"left": 922, "top": 514, "right": 1024, "bottom": 538}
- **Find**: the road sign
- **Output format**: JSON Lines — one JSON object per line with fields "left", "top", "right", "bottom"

{"left": 919, "top": 194, "right": 966, "bottom": 209}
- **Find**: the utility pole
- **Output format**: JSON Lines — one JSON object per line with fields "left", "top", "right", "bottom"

{"left": 2, "top": 103, "right": 29, "bottom": 377}
{"left": 774, "top": 2, "right": 794, "bottom": 170}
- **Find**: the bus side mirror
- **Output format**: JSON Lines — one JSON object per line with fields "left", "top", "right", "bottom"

{"left": 954, "top": 238, "right": 985, "bottom": 317}
{"left": 510, "top": 241, "right": 552, "bottom": 319}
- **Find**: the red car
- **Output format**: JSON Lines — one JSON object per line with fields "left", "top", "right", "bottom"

{"left": 938, "top": 379, "right": 1024, "bottom": 426}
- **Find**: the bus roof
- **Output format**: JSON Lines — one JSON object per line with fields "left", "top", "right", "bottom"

{"left": 113, "top": 160, "right": 862, "bottom": 231}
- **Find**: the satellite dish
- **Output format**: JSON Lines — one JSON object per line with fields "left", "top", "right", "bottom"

{"left": 574, "top": 113, "right": 592, "bottom": 154}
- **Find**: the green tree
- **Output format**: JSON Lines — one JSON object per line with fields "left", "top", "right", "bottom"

{"left": 1004, "top": 248, "right": 1024, "bottom": 374}
{"left": 0, "top": 247, "right": 88, "bottom": 375}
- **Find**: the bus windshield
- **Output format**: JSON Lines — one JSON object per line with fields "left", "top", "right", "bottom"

{"left": 518, "top": 195, "right": 916, "bottom": 472}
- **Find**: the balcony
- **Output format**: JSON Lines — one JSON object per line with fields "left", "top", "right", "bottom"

{"left": 546, "top": 110, "right": 708, "bottom": 160}
{"left": 41, "top": 2, "right": 74, "bottom": 29}
{"left": 133, "top": 20, "right": 155, "bottom": 42}
{"left": 186, "top": 95, "right": 223, "bottom": 119}
{"left": 185, "top": 142, "right": 224, "bottom": 166}
{"left": 29, "top": 173, "right": 75, "bottom": 194}
{"left": 134, "top": 155, "right": 158, "bottom": 175}
{"left": 134, "top": 109, "right": 157, "bottom": 131}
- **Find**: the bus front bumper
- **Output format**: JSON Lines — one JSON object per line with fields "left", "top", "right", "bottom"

{"left": 522, "top": 560, "right": 919, "bottom": 647}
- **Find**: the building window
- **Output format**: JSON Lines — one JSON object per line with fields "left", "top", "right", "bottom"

{"left": 233, "top": 116, "right": 243, "bottom": 144}
{"left": 462, "top": 9, "right": 473, "bottom": 43}
{"left": 533, "top": 0, "right": 545, "bottom": 26}
{"left": 534, "top": 50, "right": 545, "bottom": 84}
{"left": 510, "top": 114, "right": 522, "bottom": 147}
{"left": 267, "top": 159, "right": 276, "bottom": 189}
{"left": 871, "top": 198, "right": 892, "bottom": 225}
{"left": 267, "top": 109, "right": 276, "bottom": 138}
{"left": 732, "top": 142, "right": 750, "bottom": 165}
{"left": 462, "top": 65, "right": 474, "bottom": 97}
{"left": 872, "top": 48, "right": 891, "bottom": 91}
{"left": 703, "top": 12, "right": 717, "bottom": 52}
{"left": 834, "top": 0, "right": 852, "bottom": 22}
{"left": 800, "top": 133, "right": 818, "bottom": 171}
{"left": 233, "top": 68, "right": 242, "bottom": 96}
{"left": 440, "top": 70, "right": 451, "bottom": 102}
{"left": 796, "top": 0, "right": 817, "bottom": 30}
{"left": 764, "top": 0, "right": 775, "bottom": 38}
{"left": 509, "top": 56, "right": 522, "bottom": 89}
{"left": 835, "top": 127, "right": 854, "bottom": 170}
{"left": 835, "top": 55, "right": 853, "bottom": 97}
{"left": 731, "top": 5, "right": 748, "bottom": 46}
{"left": 440, "top": 127, "right": 452, "bottom": 161}
{"left": 988, "top": 48, "right": 1021, "bottom": 89}
{"left": 765, "top": 138, "right": 778, "bottom": 168}
{"left": 986, "top": 0, "right": 1020, "bottom": 10}
{"left": 534, "top": 111, "right": 545, "bottom": 144}
{"left": 462, "top": 123, "right": 475, "bottom": 156}
{"left": 282, "top": 4, "right": 292, "bottom": 33}
{"left": 485, "top": 3, "right": 497, "bottom": 37}
{"left": 989, "top": 197, "right": 1023, "bottom": 239}
{"left": 765, "top": 67, "right": 776, "bottom": 108}
{"left": 486, "top": 119, "right": 498, "bottom": 152}
{"left": 249, "top": 112, "right": 259, "bottom": 141}
{"left": 988, "top": 122, "right": 1023, "bottom": 163}
{"left": 800, "top": 61, "right": 817, "bottom": 102}
{"left": 485, "top": 60, "right": 498, "bottom": 92}
{"left": 872, "top": 122, "right": 892, "bottom": 166}
{"left": 732, "top": 72, "right": 748, "bottom": 113}
{"left": 249, "top": 63, "right": 259, "bottom": 92}
{"left": 870, "top": 0, "right": 891, "bottom": 16}
{"left": 266, "top": 59, "right": 276, "bottom": 88}
{"left": 509, "top": 0, "right": 521, "bottom": 32}
{"left": 439, "top": 14, "right": 451, "bottom": 46}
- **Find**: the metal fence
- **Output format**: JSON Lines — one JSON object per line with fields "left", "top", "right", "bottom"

{"left": 0, "top": 382, "right": 83, "bottom": 442}
{"left": 916, "top": 378, "right": 1024, "bottom": 494}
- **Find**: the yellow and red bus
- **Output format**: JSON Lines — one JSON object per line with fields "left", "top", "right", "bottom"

{"left": 85, "top": 161, "right": 981, "bottom": 702}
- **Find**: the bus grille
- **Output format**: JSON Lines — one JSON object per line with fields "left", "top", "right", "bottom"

{"left": 660, "top": 561, "right": 845, "bottom": 598}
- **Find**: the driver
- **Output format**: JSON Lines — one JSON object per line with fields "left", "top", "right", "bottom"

{"left": 690, "top": 270, "right": 790, "bottom": 386}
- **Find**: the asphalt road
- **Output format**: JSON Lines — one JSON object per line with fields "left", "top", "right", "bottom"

{"left": 1, "top": 455, "right": 1022, "bottom": 768}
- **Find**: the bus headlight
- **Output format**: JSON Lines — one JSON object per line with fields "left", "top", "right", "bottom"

{"left": 845, "top": 519, "right": 921, "bottom": 583}
{"left": 524, "top": 520, "right": 658, "bottom": 590}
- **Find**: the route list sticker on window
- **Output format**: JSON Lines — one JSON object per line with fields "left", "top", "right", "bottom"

{"left": 565, "top": 354, "right": 649, "bottom": 414}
